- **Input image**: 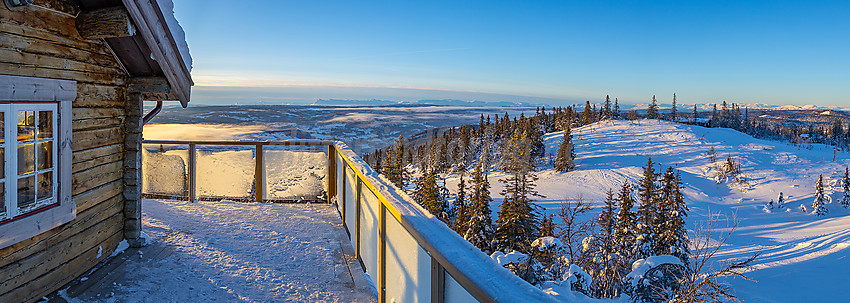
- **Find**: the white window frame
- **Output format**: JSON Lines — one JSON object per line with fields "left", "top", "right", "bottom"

{"left": 0, "top": 75, "right": 75, "bottom": 250}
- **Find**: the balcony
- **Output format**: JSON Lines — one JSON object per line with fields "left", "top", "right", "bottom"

{"left": 56, "top": 140, "right": 557, "bottom": 302}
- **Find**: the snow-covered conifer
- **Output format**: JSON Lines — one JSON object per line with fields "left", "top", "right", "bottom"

{"left": 842, "top": 167, "right": 850, "bottom": 208}
{"left": 615, "top": 182, "right": 637, "bottom": 262}
{"left": 671, "top": 93, "right": 677, "bottom": 121}
{"left": 636, "top": 157, "right": 658, "bottom": 258}
{"left": 647, "top": 95, "right": 659, "bottom": 119}
{"left": 495, "top": 127, "right": 543, "bottom": 252}
{"left": 777, "top": 192, "right": 785, "bottom": 209}
{"left": 813, "top": 174, "right": 828, "bottom": 216}
{"left": 452, "top": 173, "right": 469, "bottom": 233}
{"left": 465, "top": 162, "right": 495, "bottom": 253}
{"left": 554, "top": 125, "right": 576, "bottom": 172}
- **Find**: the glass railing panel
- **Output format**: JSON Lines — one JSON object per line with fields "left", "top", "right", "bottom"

{"left": 445, "top": 271, "right": 480, "bottom": 302}
{"left": 264, "top": 146, "right": 328, "bottom": 201}
{"left": 344, "top": 164, "right": 357, "bottom": 238}
{"left": 142, "top": 144, "right": 189, "bottom": 198}
{"left": 360, "top": 186, "right": 380, "bottom": 282}
{"left": 385, "top": 211, "right": 432, "bottom": 303}
{"left": 196, "top": 146, "right": 254, "bottom": 200}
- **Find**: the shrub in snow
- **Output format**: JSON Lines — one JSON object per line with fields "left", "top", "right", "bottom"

{"left": 799, "top": 204, "right": 807, "bottom": 213}
{"left": 777, "top": 192, "right": 785, "bottom": 209}
{"left": 623, "top": 255, "right": 689, "bottom": 303}
{"left": 490, "top": 250, "right": 544, "bottom": 285}
{"left": 565, "top": 264, "right": 593, "bottom": 296}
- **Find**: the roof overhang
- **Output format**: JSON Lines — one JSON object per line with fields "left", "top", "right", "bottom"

{"left": 77, "top": 0, "right": 193, "bottom": 107}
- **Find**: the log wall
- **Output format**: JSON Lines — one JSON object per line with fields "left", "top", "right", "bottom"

{"left": 0, "top": 3, "right": 129, "bottom": 302}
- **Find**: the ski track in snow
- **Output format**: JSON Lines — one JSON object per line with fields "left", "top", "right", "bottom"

{"left": 444, "top": 119, "right": 850, "bottom": 303}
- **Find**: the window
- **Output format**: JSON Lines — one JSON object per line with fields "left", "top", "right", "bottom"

{"left": 0, "top": 104, "right": 59, "bottom": 223}
{"left": 0, "top": 75, "right": 75, "bottom": 249}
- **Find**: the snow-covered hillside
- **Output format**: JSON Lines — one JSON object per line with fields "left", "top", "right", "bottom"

{"left": 447, "top": 119, "right": 850, "bottom": 303}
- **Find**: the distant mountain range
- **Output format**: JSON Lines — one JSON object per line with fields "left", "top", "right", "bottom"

{"left": 311, "top": 98, "right": 543, "bottom": 107}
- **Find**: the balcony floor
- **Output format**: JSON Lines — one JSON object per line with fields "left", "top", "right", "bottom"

{"left": 49, "top": 199, "right": 376, "bottom": 302}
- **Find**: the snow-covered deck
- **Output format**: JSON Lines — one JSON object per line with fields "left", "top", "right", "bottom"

{"left": 51, "top": 199, "right": 376, "bottom": 302}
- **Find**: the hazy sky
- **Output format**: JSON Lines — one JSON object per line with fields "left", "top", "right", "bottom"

{"left": 173, "top": 0, "right": 849, "bottom": 107}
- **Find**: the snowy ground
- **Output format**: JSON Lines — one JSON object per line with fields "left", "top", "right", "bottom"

{"left": 447, "top": 119, "right": 850, "bottom": 303}
{"left": 64, "top": 199, "right": 375, "bottom": 303}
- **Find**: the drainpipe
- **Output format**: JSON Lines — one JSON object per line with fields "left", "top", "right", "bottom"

{"left": 142, "top": 100, "right": 163, "bottom": 125}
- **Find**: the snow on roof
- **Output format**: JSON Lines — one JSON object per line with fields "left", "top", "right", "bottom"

{"left": 156, "top": 0, "right": 192, "bottom": 72}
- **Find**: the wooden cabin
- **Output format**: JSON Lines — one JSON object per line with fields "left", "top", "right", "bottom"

{"left": 0, "top": 0, "right": 192, "bottom": 301}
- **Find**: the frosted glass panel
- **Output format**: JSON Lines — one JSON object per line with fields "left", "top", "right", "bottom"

{"left": 142, "top": 147, "right": 188, "bottom": 197}
{"left": 265, "top": 149, "right": 327, "bottom": 200}
{"left": 360, "top": 186, "right": 380, "bottom": 280}
{"left": 335, "top": 153, "right": 344, "bottom": 214}
{"left": 196, "top": 149, "right": 254, "bottom": 199}
{"left": 385, "top": 214, "right": 432, "bottom": 303}
{"left": 344, "top": 165, "right": 357, "bottom": 237}
{"left": 445, "top": 271, "right": 480, "bottom": 302}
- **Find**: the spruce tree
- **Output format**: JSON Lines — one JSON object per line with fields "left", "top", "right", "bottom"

{"left": 671, "top": 93, "right": 677, "bottom": 121}
{"left": 636, "top": 157, "right": 658, "bottom": 258}
{"left": 614, "top": 98, "right": 620, "bottom": 118}
{"left": 647, "top": 95, "right": 659, "bottom": 119}
{"left": 495, "top": 127, "right": 543, "bottom": 252}
{"left": 452, "top": 173, "right": 469, "bottom": 233}
{"left": 813, "top": 174, "right": 828, "bottom": 216}
{"left": 554, "top": 125, "right": 576, "bottom": 172}
{"left": 658, "top": 168, "right": 689, "bottom": 260}
{"left": 582, "top": 101, "right": 593, "bottom": 125}
{"left": 465, "top": 161, "right": 494, "bottom": 253}
{"left": 593, "top": 188, "right": 622, "bottom": 298}
{"left": 693, "top": 104, "right": 698, "bottom": 123}
{"left": 413, "top": 166, "right": 450, "bottom": 224}
{"left": 615, "top": 181, "right": 637, "bottom": 261}
{"left": 539, "top": 214, "right": 556, "bottom": 238}
{"left": 778, "top": 192, "right": 785, "bottom": 209}
{"left": 603, "top": 95, "right": 612, "bottom": 119}
{"left": 842, "top": 167, "right": 850, "bottom": 208}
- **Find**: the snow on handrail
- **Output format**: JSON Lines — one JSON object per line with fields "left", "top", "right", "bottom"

{"left": 333, "top": 141, "right": 558, "bottom": 303}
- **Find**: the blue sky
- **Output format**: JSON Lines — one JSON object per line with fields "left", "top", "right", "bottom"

{"left": 173, "top": 0, "right": 849, "bottom": 107}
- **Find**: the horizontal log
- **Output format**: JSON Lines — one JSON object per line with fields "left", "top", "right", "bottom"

{"left": 72, "top": 108, "right": 124, "bottom": 120}
{"left": 128, "top": 77, "right": 170, "bottom": 94}
{"left": 0, "top": 48, "right": 125, "bottom": 77}
{"left": 0, "top": 32, "right": 123, "bottom": 71}
{"left": 0, "top": 188, "right": 123, "bottom": 269}
{"left": 73, "top": 83, "right": 126, "bottom": 108}
{"left": 0, "top": 203, "right": 122, "bottom": 292}
{"left": 72, "top": 160, "right": 123, "bottom": 196}
{"left": 0, "top": 3, "right": 80, "bottom": 41}
{"left": 0, "top": 229, "right": 122, "bottom": 303}
{"left": 72, "top": 126, "right": 123, "bottom": 152}
{"left": 76, "top": 7, "right": 134, "bottom": 40}
{"left": 0, "top": 62, "right": 126, "bottom": 87}
{"left": 72, "top": 117, "right": 124, "bottom": 132}
{"left": 73, "top": 144, "right": 123, "bottom": 173}
{"left": 74, "top": 180, "right": 123, "bottom": 215}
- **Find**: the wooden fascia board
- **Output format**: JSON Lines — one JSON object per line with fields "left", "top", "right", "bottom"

{"left": 121, "top": 0, "right": 192, "bottom": 107}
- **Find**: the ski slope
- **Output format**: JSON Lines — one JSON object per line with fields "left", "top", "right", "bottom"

{"left": 449, "top": 119, "right": 850, "bottom": 303}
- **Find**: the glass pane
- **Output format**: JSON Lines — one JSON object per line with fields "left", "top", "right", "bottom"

{"left": 38, "top": 111, "right": 52, "bottom": 139}
{"left": 37, "top": 142, "right": 52, "bottom": 170}
{"left": 17, "top": 111, "right": 35, "bottom": 142}
{"left": 18, "top": 143, "right": 34, "bottom": 175}
{"left": 17, "top": 175, "right": 35, "bottom": 209}
{"left": 0, "top": 148, "right": 4, "bottom": 179}
{"left": 0, "top": 112, "right": 5, "bottom": 144}
{"left": 37, "top": 172, "right": 52, "bottom": 200}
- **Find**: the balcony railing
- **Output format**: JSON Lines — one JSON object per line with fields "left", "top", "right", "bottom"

{"left": 141, "top": 139, "right": 557, "bottom": 303}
